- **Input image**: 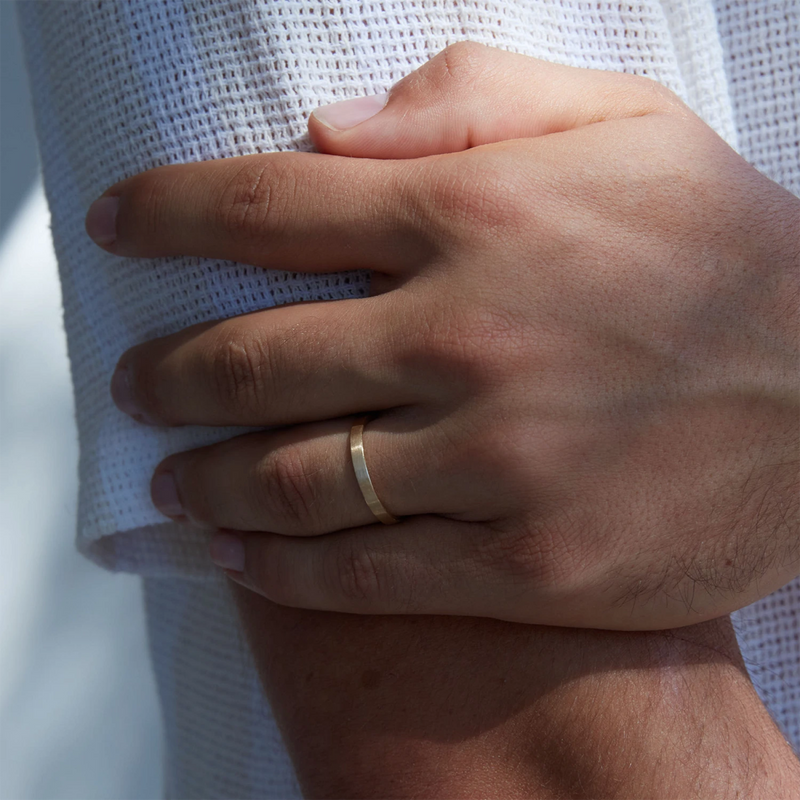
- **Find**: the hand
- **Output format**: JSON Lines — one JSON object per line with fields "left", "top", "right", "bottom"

{"left": 88, "top": 43, "right": 800, "bottom": 630}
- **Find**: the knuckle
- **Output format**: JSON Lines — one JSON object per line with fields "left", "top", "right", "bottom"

{"left": 398, "top": 41, "right": 493, "bottom": 103}
{"left": 619, "top": 73, "right": 686, "bottom": 116}
{"left": 433, "top": 327, "right": 492, "bottom": 383}
{"left": 439, "top": 41, "right": 491, "bottom": 86}
{"left": 475, "top": 514, "right": 590, "bottom": 592}
{"left": 459, "top": 422, "right": 532, "bottom": 491}
{"left": 473, "top": 525, "right": 546, "bottom": 585}
{"left": 209, "top": 327, "right": 271, "bottom": 415}
{"left": 329, "top": 540, "right": 386, "bottom": 606}
{"left": 217, "top": 157, "right": 296, "bottom": 241}
{"left": 264, "top": 446, "right": 321, "bottom": 531}
{"left": 219, "top": 161, "right": 271, "bottom": 238}
{"left": 424, "top": 156, "right": 528, "bottom": 236}
{"left": 405, "top": 303, "right": 523, "bottom": 394}
{"left": 474, "top": 524, "right": 560, "bottom": 590}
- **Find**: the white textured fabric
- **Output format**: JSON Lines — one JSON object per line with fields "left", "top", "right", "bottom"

{"left": 16, "top": 1, "right": 798, "bottom": 797}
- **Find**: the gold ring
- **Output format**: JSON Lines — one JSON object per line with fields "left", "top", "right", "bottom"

{"left": 350, "top": 415, "right": 399, "bottom": 525}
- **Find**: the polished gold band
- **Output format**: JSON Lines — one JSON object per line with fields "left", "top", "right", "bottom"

{"left": 350, "top": 415, "right": 399, "bottom": 525}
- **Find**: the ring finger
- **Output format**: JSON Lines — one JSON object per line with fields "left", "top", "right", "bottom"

{"left": 151, "top": 409, "right": 483, "bottom": 536}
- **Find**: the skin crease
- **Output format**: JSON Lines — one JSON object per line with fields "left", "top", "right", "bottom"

{"left": 83, "top": 43, "right": 800, "bottom": 796}
{"left": 92, "top": 45, "right": 799, "bottom": 630}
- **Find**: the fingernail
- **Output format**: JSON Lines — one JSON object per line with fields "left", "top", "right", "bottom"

{"left": 86, "top": 195, "right": 119, "bottom": 246}
{"left": 151, "top": 472, "right": 184, "bottom": 518}
{"left": 111, "top": 366, "right": 158, "bottom": 424}
{"left": 210, "top": 532, "right": 246, "bottom": 572}
{"left": 312, "top": 92, "right": 389, "bottom": 131}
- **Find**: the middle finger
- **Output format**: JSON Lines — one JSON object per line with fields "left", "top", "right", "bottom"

{"left": 112, "top": 293, "right": 427, "bottom": 427}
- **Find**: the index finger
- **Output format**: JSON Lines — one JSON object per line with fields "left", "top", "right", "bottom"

{"left": 85, "top": 152, "right": 431, "bottom": 274}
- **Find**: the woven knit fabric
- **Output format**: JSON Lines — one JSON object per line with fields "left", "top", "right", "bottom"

{"left": 16, "top": 1, "right": 798, "bottom": 797}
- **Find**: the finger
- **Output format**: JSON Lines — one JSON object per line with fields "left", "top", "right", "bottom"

{"left": 85, "top": 150, "right": 431, "bottom": 272}
{"left": 212, "top": 516, "right": 493, "bottom": 616}
{"left": 151, "top": 412, "right": 477, "bottom": 536}
{"left": 112, "top": 294, "right": 426, "bottom": 427}
{"left": 211, "top": 518, "right": 732, "bottom": 629}
{"left": 309, "top": 41, "right": 688, "bottom": 159}
{"left": 208, "top": 516, "right": 568, "bottom": 623}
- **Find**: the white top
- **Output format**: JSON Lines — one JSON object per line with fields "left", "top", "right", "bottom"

{"left": 17, "top": 1, "right": 799, "bottom": 796}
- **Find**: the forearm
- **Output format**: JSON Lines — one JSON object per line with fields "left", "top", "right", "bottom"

{"left": 231, "top": 585, "right": 800, "bottom": 798}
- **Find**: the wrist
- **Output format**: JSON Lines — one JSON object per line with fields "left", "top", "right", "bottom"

{"left": 495, "top": 624, "right": 800, "bottom": 799}
{"left": 233, "top": 585, "right": 799, "bottom": 799}
{"left": 323, "top": 626, "right": 799, "bottom": 800}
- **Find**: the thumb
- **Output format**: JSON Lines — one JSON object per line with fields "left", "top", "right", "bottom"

{"left": 308, "top": 41, "right": 685, "bottom": 159}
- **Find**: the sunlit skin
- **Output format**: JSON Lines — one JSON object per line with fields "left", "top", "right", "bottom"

{"left": 88, "top": 44, "right": 799, "bottom": 631}
{"left": 82, "top": 43, "right": 800, "bottom": 797}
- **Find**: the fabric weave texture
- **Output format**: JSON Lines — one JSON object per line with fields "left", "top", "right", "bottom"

{"left": 17, "top": 1, "right": 798, "bottom": 796}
